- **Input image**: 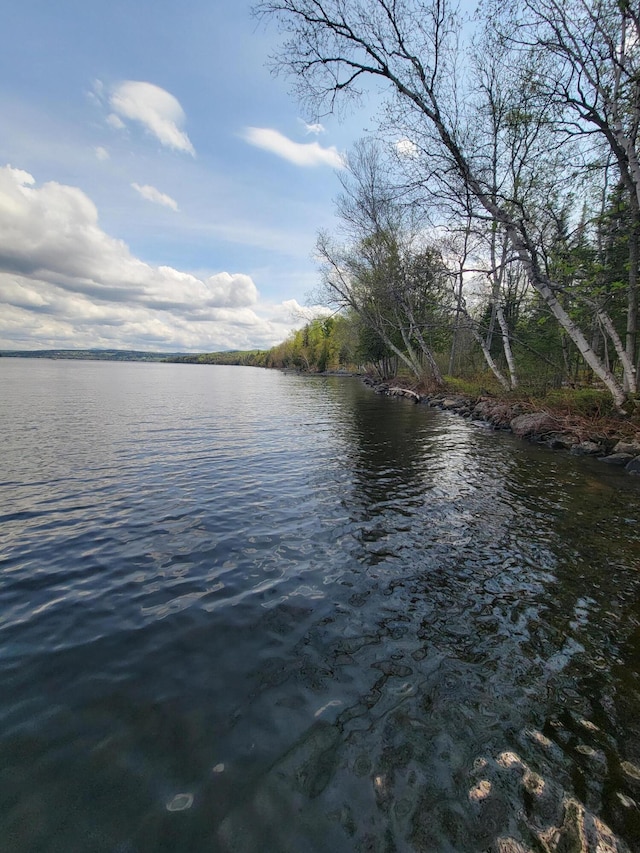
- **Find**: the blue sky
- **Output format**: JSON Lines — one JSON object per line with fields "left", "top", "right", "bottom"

{"left": 0, "top": 0, "right": 377, "bottom": 351}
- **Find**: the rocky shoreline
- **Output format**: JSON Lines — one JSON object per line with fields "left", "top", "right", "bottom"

{"left": 363, "top": 377, "right": 640, "bottom": 476}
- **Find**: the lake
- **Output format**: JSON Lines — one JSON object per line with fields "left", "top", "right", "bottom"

{"left": 1, "top": 358, "right": 640, "bottom": 852}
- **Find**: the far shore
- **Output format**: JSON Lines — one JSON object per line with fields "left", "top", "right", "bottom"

{"left": 5, "top": 351, "right": 640, "bottom": 475}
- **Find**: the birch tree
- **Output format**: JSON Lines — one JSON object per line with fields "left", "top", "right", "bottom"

{"left": 256, "top": 0, "right": 635, "bottom": 407}
{"left": 316, "top": 140, "right": 448, "bottom": 384}
{"left": 316, "top": 230, "right": 448, "bottom": 383}
{"left": 501, "top": 0, "right": 640, "bottom": 389}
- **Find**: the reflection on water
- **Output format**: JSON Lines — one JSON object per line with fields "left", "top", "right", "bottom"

{"left": 1, "top": 360, "right": 640, "bottom": 851}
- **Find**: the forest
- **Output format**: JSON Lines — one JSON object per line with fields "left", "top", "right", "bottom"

{"left": 250, "top": 0, "right": 640, "bottom": 413}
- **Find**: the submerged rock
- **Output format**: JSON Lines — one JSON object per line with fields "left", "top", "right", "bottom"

{"left": 363, "top": 377, "right": 640, "bottom": 476}
{"left": 625, "top": 456, "right": 640, "bottom": 474}
{"left": 216, "top": 721, "right": 343, "bottom": 851}
{"left": 544, "top": 433, "right": 576, "bottom": 450}
{"left": 599, "top": 453, "right": 634, "bottom": 466}
{"left": 571, "top": 441, "right": 604, "bottom": 456}
{"left": 468, "top": 743, "right": 630, "bottom": 852}
{"left": 614, "top": 440, "right": 640, "bottom": 456}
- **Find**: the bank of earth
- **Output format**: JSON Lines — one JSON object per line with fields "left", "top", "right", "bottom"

{"left": 363, "top": 376, "right": 640, "bottom": 477}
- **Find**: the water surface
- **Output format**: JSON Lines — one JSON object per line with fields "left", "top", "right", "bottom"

{"left": 1, "top": 359, "right": 640, "bottom": 852}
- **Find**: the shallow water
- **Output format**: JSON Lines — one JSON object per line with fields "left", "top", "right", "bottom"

{"left": 1, "top": 359, "right": 640, "bottom": 852}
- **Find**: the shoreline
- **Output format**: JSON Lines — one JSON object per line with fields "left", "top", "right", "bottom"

{"left": 362, "top": 376, "right": 640, "bottom": 476}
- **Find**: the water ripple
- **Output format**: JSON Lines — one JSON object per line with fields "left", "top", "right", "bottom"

{"left": 1, "top": 362, "right": 640, "bottom": 851}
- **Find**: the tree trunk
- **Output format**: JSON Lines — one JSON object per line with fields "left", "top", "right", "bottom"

{"left": 466, "top": 320, "right": 511, "bottom": 390}
{"left": 413, "top": 324, "right": 444, "bottom": 384}
{"left": 448, "top": 281, "right": 463, "bottom": 375}
{"left": 496, "top": 304, "right": 518, "bottom": 389}
{"left": 597, "top": 308, "right": 637, "bottom": 394}
{"left": 627, "top": 218, "right": 639, "bottom": 391}
{"left": 264, "top": 0, "right": 630, "bottom": 406}
{"left": 528, "top": 274, "right": 626, "bottom": 407}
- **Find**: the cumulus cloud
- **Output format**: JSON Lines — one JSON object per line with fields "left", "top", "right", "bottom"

{"left": 109, "top": 81, "right": 195, "bottom": 155}
{"left": 131, "top": 182, "right": 179, "bottom": 211}
{"left": 0, "top": 166, "right": 303, "bottom": 352}
{"left": 204, "top": 271, "right": 258, "bottom": 307}
{"left": 95, "top": 146, "right": 110, "bottom": 161}
{"left": 243, "top": 127, "right": 344, "bottom": 169}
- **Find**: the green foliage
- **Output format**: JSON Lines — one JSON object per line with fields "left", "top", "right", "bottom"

{"left": 538, "top": 388, "right": 617, "bottom": 418}
{"left": 261, "top": 174, "right": 638, "bottom": 391}
{"left": 263, "top": 314, "right": 359, "bottom": 372}
{"left": 170, "top": 350, "right": 268, "bottom": 366}
{"left": 444, "top": 374, "right": 506, "bottom": 397}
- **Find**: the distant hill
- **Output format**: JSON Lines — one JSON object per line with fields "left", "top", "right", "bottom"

{"left": 0, "top": 349, "right": 190, "bottom": 362}
{"left": 0, "top": 349, "right": 269, "bottom": 365}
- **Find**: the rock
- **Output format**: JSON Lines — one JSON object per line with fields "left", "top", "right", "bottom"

{"left": 470, "top": 399, "right": 515, "bottom": 428}
{"left": 537, "top": 796, "right": 625, "bottom": 853}
{"left": 473, "top": 400, "right": 496, "bottom": 418}
{"left": 625, "top": 456, "right": 640, "bottom": 474}
{"left": 496, "top": 839, "right": 533, "bottom": 853}
{"left": 363, "top": 378, "right": 639, "bottom": 477}
{"left": 490, "top": 405, "right": 514, "bottom": 429}
{"left": 217, "top": 721, "right": 342, "bottom": 850}
{"left": 571, "top": 441, "right": 604, "bottom": 456}
{"left": 469, "top": 740, "right": 630, "bottom": 852}
{"left": 510, "top": 412, "right": 559, "bottom": 438}
{"left": 599, "top": 453, "right": 634, "bottom": 466}
{"left": 544, "top": 434, "right": 576, "bottom": 450}
{"left": 621, "top": 760, "right": 640, "bottom": 780}
{"left": 614, "top": 440, "right": 640, "bottom": 456}
{"left": 468, "top": 779, "right": 492, "bottom": 801}
{"left": 441, "top": 396, "right": 466, "bottom": 410}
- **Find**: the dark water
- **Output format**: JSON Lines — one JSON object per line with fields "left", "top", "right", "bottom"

{"left": 2, "top": 360, "right": 640, "bottom": 852}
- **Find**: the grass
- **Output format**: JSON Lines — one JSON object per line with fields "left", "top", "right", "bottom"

{"left": 437, "top": 372, "right": 640, "bottom": 444}
{"left": 370, "top": 368, "right": 640, "bottom": 440}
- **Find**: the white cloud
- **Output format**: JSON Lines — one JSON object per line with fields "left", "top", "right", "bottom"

{"left": 300, "top": 120, "right": 326, "bottom": 135}
{"left": 0, "top": 165, "right": 305, "bottom": 352}
{"left": 106, "top": 113, "right": 125, "bottom": 130}
{"left": 395, "top": 138, "right": 418, "bottom": 158}
{"left": 132, "top": 182, "right": 179, "bottom": 212}
{"left": 95, "top": 146, "right": 110, "bottom": 161}
{"left": 243, "top": 127, "right": 344, "bottom": 169}
{"left": 1, "top": 165, "right": 35, "bottom": 192}
{"left": 279, "top": 298, "right": 331, "bottom": 322}
{"left": 109, "top": 81, "right": 195, "bottom": 156}
{"left": 204, "top": 271, "right": 258, "bottom": 307}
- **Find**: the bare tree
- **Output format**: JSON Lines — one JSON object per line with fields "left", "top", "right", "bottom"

{"left": 499, "top": 0, "right": 640, "bottom": 388}
{"left": 256, "top": 0, "right": 634, "bottom": 406}
{"left": 441, "top": 219, "right": 513, "bottom": 389}
{"left": 316, "top": 139, "right": 447, "bottom": 384}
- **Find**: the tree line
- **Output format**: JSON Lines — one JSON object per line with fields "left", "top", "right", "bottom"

{"left": 252, "top": 0, "right": 640, "bottom": 410}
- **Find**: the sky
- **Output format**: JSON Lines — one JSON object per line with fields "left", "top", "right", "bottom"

{"left": 0, "top": 0, "right": 379, "bottom": 352}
